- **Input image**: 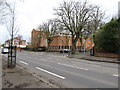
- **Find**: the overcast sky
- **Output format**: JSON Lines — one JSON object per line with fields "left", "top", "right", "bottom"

{"left": 0, "top": 0, "right": 119, "bottom": 44}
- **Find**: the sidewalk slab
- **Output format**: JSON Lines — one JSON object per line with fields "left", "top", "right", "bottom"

{"left": 0, "top": 54, "right": 2, "bottom": 90}
{"left": 67, "top": 53, "right": 120, "bottom": 64}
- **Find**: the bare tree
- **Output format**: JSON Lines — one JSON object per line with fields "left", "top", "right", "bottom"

{"left": 0, "top": 0, "right": 23, "bottom": 68}
{"left": 38, "top": 19, "right": 58, "bottom": 51}
{"left": 0, "top": 0, "right": 7, "bottom": 24}
{"left": 55, "top": 0, "right": 105, "bottom": 54}
{"left": 5, "top": 2, "right": 19, "bottom": 41}
{"left": 0, "top": 0, "right": 23, "bottom": 23}
{"left": 4, "top": 1, "right": 20, "bottom": 68}
{"left": 65, "top": 33, "right": 70, "bottom": 49}
{"left": 82, "top": 6, "right": 105, "bottom": 52}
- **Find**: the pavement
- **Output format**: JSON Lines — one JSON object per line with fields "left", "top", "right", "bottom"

{"left": 65, "top": 52, "right": 120, "bottom": 64}
{"left": 0, "top": 53, "right": 2, "bottom": 89}
{"left": 2, "top": 55, "right": 57, "bottom": 88}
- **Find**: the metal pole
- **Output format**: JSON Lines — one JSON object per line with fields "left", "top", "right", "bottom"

{"left": 8, "top": 42, "right": 10, "bottom": 68}
{"left": 10, "top": 37, "right": 13, "bottom": 68}
{"left": 10, "top": 24, "right": 13, "bottom": 68}
{"left": 7, "top": 48, "right": 10, "bottom": 68}
{"left": 84, "top": 39, "right": 86, "bottom": 54}
{"left": 15, "top": 46, "right": 16, "bottom": 67}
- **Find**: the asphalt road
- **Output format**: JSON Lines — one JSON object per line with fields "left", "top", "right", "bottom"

{"left": 16, "top": 51, "right": 119, "bottom": 88}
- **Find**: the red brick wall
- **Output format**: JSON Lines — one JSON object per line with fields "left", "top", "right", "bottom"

{"left": 94, "top": 52, "right": 118, "bottom": 58}
{"left": 31, "top": 29, "right": 40, "bottom": 47}
{"left": 31, "top": 29, "right": 94, "bottom": 51}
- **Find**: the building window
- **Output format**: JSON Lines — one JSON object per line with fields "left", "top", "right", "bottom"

{"left": 59, "top": 46, "right": 60, "bottom": 49}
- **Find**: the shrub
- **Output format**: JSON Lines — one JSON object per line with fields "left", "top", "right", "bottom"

{"left": 94, "top": 18, "right": 119, "bottom": 54}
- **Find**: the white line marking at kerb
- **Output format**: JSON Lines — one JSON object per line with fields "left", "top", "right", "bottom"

{"left": 58, "top": 63, "right": 88, "bottom": 71}
{"left": 19, "top": 61, "right": 28, "bottom": 65}
{"left": 36, "top": 67, "right": 65, "bottom": 79}
{"left": 76, "top": 67, "right": 88, "bottom": 71}
{"left": 113, "top": 74, "right": 119, "bottom": 77}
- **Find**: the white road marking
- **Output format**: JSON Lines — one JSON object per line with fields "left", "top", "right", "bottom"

{"left": 36, "top": 67, "right": 65, "bottom": 79}
{"left": 58, "top": 63, "right": 88, "bottom": 71}
{"left": 113, "top": 74, "right": 119, "bottom": 77}
{"left": 35, "top": 58, "right": 47, "bottom": 62}
{"left": 74, "top": 61, "right": 102, "bottom": 68}
{"left": 19, "top": 61, "right": 28, "bottom": 65}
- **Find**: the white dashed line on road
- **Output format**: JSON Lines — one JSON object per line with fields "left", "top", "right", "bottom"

{"left": 36, "top": 67, "right": 66, "bottom": 79}
{"left": 113, "top": 74, "right": 119, "bottom": 77}
{"left": 58, "top": 63, "right": 88, "bottom": 71}
{"left": 19, "top": 61, "right": 28, "bottom": 65}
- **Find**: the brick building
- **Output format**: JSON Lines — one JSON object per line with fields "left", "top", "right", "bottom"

{"left": 31, "top": 29, "right": 94, "bottom": 51}
{"left": 31, "top": 29, "right": 48, "bottom": 48}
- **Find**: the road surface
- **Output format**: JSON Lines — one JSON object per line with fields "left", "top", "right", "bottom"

{"left": 12, "top": 51, "right": 119, "bottom": 88}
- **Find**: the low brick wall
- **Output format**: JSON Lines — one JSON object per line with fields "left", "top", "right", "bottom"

{"left": 94, "top": 52, "right": 118, "bottom": 58}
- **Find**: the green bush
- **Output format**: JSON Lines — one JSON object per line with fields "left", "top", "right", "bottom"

{"left": 94, "top": 18, "right": 119, "bottom": 54}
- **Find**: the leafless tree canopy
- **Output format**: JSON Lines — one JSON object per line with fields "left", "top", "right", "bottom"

{"left": 55, "top": 0, "right": 105, "bottom": 53}
{"left": 38, "top": 19, "right": 60, "bottom": 50}
{"left": 5, "top": 2, "right": 19, "bottom": 38}
{"left": 0, "top": 0, "right": 6, "bottom": 23}
{"left": 83, "top": 6, "right": 105, "bottom": 39}
{"left": 1, "top": 0, "right": 23, "bottom": 40}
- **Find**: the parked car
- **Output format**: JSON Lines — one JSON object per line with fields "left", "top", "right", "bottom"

{"left": 1, "top": 48, "right": 9, "bottom": 54}
{"left": 60, "top": 49, "right": 71, "bottom": 53}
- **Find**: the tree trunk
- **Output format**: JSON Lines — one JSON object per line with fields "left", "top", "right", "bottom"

{"left": 79, "top": 35, "right": 83, "bottom": 52}
{"left": 71, "top": 35, "right": 76, "bottom": 54}
{"left": 47, "top": 39, "right": 52, "bottom": 52}
{"left": 47, "top": 43, "right": 50, "bottom": 52}
{"left": 71, "top": 41, "right": 76, "bottom": 54}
